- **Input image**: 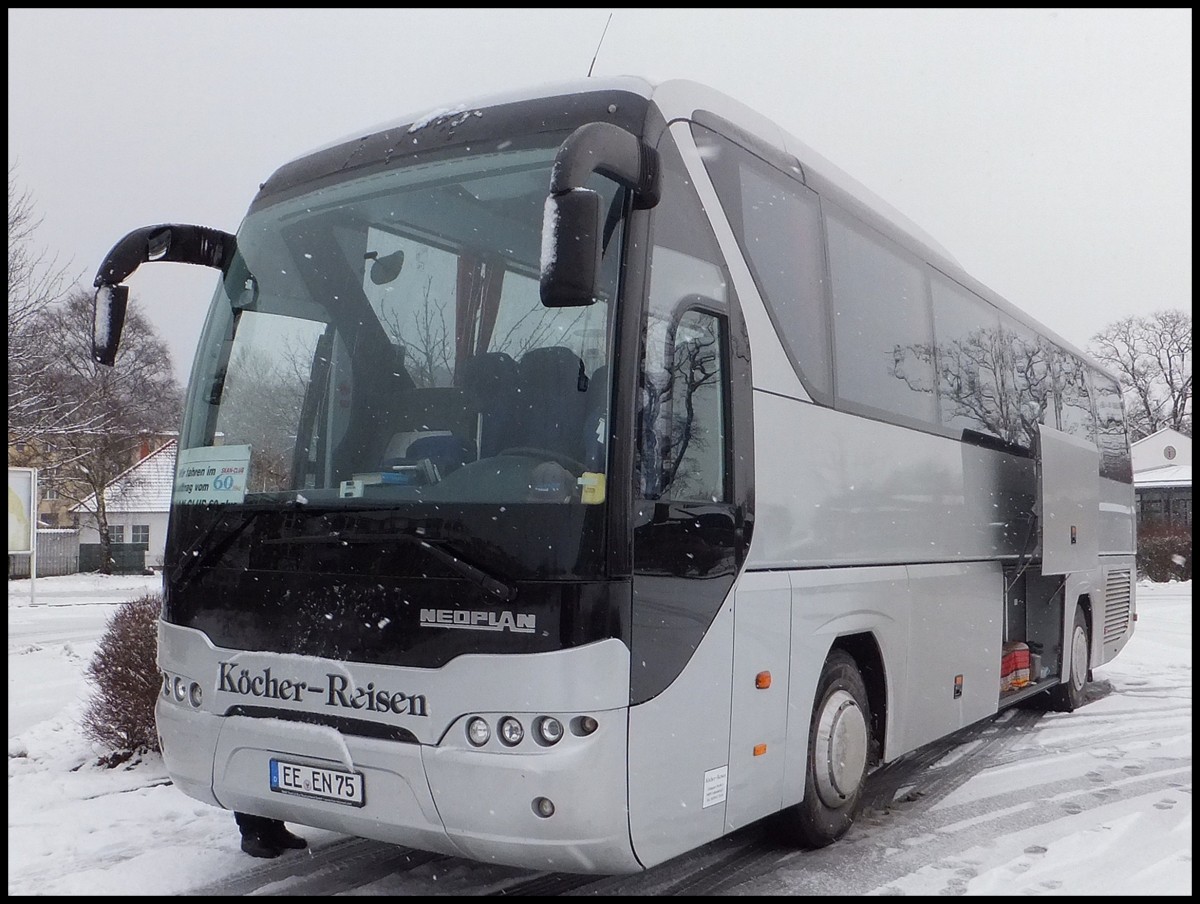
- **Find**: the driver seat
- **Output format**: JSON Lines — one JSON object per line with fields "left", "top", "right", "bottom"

{"left": 514, "top": 347, "right": 590, "bottom": 464}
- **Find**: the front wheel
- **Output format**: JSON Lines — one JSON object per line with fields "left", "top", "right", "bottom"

{"left": 1049, "top": 604, "right": 1090, "bottom": 712}
{"left": 777, "top": 649, "right": 872, "bottom": 848}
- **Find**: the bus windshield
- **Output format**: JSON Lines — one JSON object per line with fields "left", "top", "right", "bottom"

{"left": 179, "top": 136, "right": 624, "bottom": 517}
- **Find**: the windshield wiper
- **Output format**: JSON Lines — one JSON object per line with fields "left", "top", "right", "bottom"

{"left": 406, "top": 536, "right": 517, "bottom": 603}
{"left": 170, "top": 499, "right": 303, "bottom": 593}
{"left": 264, "top": 532, "right": 516, "bottom": 603}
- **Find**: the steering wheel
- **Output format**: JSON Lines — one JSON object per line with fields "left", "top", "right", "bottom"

{"left": 498, "top": 447, "right": 587, "bottom": 474}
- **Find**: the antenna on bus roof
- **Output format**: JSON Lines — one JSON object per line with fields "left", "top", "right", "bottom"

{"left": 587, "top": 13, "right": 613, "bottom": 78}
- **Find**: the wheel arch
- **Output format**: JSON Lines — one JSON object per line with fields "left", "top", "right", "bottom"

{"left": 829, "top": 632, "right": 887, "bottom": 768}
{"left": 1074, "top": 591, "right": 1095, "bottom": 677}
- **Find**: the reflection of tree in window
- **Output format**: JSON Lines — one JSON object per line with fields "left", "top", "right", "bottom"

{"left": 897, "top": 324, "right": 1096, "bottom": 450}
{"left": 638, "top": 133, "right": 731, "bottom": 503}
{"left": 374, "top": 254, "right": 606, "bottom": 385}
{"left": 906, "top": 330, "right": 993, "bottom": 438}
{"left": 367, "top": 241, "right": 456, "bottom": 388}
{"left": 1092, "top": 373, "right": 1133, "bottom": 481}
{"left": 379, "top": 273, "right": 453, "bottom": 388}
{"left": 1051, "top": 351, "right": 1097, "bottom": 442}
{"left": 490, "top": 299, "right": 592, "bottom": 363}
{"left": 904, "top": 276, "right": 1105, "bottom": 453}
{"left": 215, "top": 330, "right": 315, "bottom": 492}
{"left": 642, "top": 311, "right": 725, "bottom": 501}
{"left": 996, "top": 324, "right": 1055, "bottom": 448}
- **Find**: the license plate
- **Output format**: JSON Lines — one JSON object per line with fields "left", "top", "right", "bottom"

{"left": 269, "top": 758, "right": 365, "bottom": 807}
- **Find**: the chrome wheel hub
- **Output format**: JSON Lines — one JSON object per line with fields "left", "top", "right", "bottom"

{"left": 1070, "top": 623, "right": 1088, "bottom": 692}
{"left": 814, "top": 689, "right": 868, "bottom": 808}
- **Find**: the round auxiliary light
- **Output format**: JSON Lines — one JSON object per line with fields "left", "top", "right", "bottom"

{"left": 532, "top": 796, "right": 555, "bottom": 818}
{"left": 467, "top": 717, "right": 490, "bottom": 747}
{"left": 188, "top": 682, "right": 203, "bottom": 708}
{"left": 536, "top": 716, "right": 564, "bottom": 745}
{"left": 498, "top": 716, "right": 524, "bottom": 746}
{"left": 173, "top": 676, "right": 187, "bottom": 702}
{"left": 577, "top": 716, "right": 599, "bottom": 736}
{"left": 162, "top": 673, "right": 171, "bottom": 698}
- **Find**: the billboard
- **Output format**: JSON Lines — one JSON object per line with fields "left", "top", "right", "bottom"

{"left": 8, "top": 467, "right": 36, "bottom": 555}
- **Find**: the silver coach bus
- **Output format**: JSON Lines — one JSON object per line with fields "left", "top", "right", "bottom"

{"left": 91, "top": 77, "right": 1135, "bottom": 874}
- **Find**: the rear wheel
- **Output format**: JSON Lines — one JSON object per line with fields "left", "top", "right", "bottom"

{"left": 1049, "top": 605, "right": 1090, "bottom": 712}
{"left": 778, "top": 649, "right": 871, "bottom": 848}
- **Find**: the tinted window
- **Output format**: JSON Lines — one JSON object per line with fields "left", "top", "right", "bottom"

{"left": 996, "top": 314, "right": 1055, "bottom": 449}
{"left": 930, "top": 274, "right": 1100, "bottom": 453}
{"left": 650, "top": 309, "right": 727, "bottom": 502}
{"left": 1091, "top": 371, "right": 1133, "bottom": 482}
{"left": 1050, "top": 350, "right": 1097, "bottom": 444}
{"left": 826, "top": 211, "right": 936, "bottom": 424}
{"left": 930, "top": 275, "right": 1005, "bottom": 439}
{"left": 691, "top": 125, "right": 831, "bottom": 398}
{"left": 639, "top": 138, "right": 732, "bottom": 501}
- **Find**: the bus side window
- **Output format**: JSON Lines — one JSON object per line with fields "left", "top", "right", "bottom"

{"left": 637, "top": 130, "right": 734, "bottom": 504}
{"left": 1091, "top": 371, "right": 1133, "bottom": 482}
{"left": 690, "top": 122, "right": 832, "bottom": 402}
{"left": 641, "top": 308, "right": 729, "bottom": 503}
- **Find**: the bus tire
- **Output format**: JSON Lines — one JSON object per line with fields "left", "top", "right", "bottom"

{"left": 1049, "top": 604, "right": 1090, "bottom": 712}
{"left": 779, "top": 649, "right": 871, "bottom": 849}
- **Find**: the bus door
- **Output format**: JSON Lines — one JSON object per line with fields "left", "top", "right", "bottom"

{"left": 626, "top": 130, "right": 752, "bottom": 867}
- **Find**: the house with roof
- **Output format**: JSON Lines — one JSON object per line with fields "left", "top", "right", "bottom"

{"left": 8, "top": 430, "right": 177, "bottom": 529}
{"left": 71, "top": 439, "right": 178, "bottom": 569}
{"left": 1131, "top": 428, "right": 1192, "bottom": 530}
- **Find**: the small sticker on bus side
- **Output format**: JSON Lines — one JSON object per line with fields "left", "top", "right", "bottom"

{"left": 702, "top": 765, "right": 728, "bottom": 808}
{"left": 174, "top": 445, "right": 251, "bottom": 505}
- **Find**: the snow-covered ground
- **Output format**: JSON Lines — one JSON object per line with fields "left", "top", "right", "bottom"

{"left": 7, "top": 574, "right": 1192, "bottom": 895}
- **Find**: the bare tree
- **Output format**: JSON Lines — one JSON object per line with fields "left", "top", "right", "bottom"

{"left": 214, "top": 339, "right": 312, "bottom": 493}
{"left": 7, "top": 165, "right": 90, "bottom": 444}
{"left": 1090, "top": 310, "right": 1192, "bottom": 439}
{"left": 379, "top": 274, "right": 455, "bottom": 388}
{"left": 37, "top": 290, "right": 182, "bottom": 572}
{"left": 491, "top": 303, "right": 588, "bottom": 362}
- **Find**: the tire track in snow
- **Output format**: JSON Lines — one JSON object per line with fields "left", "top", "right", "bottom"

{"left": 184, "top": 838, "right": 447, "bottom": 896}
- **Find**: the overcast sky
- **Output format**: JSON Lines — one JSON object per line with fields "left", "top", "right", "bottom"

{"left": 8, "top": 8, "right": 1192, "bottom": 384}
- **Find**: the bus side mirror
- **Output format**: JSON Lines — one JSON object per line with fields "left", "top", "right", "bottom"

{"left": 90, "top": 223, "right": 236, "bottom": 367}
{"left": 540, "top": 189, "right": 603, "bottom": 308}
{"left": 539, "top": 122, "right": 658, "bottom": 308}
{"left": 92, "top": 284, "right": 129, "bottom": 367}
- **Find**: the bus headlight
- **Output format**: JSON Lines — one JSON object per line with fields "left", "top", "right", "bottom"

{"left": 498, "top": 716, "right": 524, "bottom": 746}
{"left": 188, "top": 682, "right": 203, "bottom": 708}
{"left": 466, "top": 717, "right": 490, "bottom": 747}
{"left": 535, "top": 716, "right": 564, "bottom": 745}
{"left": 173, "top": 676, "right": 186, "bottom": 702}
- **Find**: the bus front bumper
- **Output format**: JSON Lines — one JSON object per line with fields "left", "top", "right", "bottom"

{"left": 157, "top": 700, "right": 642, "bottom": 874}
